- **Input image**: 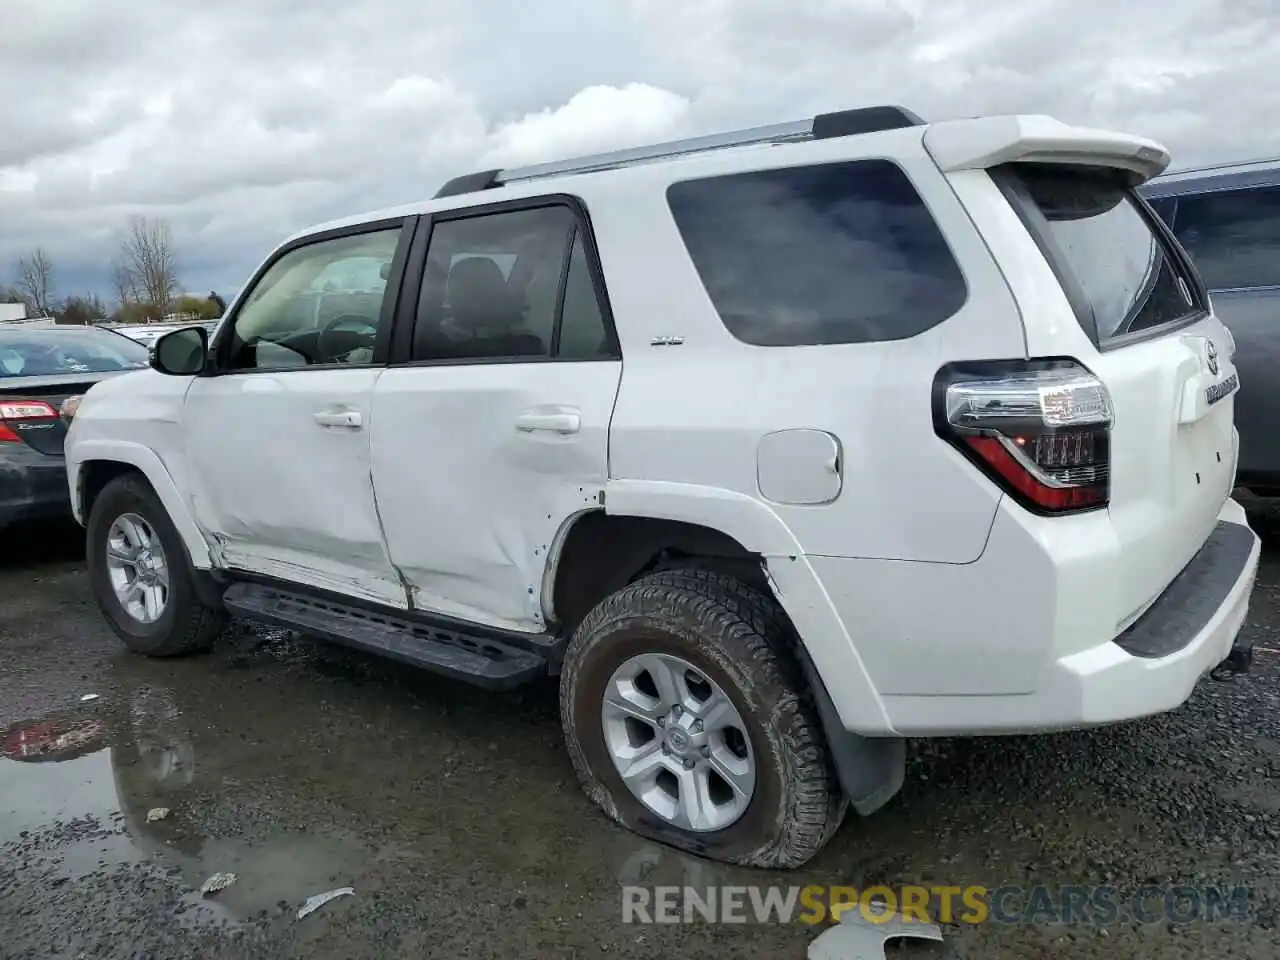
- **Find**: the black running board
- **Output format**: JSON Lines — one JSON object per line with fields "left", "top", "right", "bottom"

{"left": 222, "top": 583, "right": 553, "bottom": 689}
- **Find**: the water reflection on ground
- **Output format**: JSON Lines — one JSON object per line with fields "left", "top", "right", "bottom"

{"left": 4, "top": 575, "right": 1280, "bottom": 958}
{"left": 0, "top": 642, "right": 801, "bottom": 956}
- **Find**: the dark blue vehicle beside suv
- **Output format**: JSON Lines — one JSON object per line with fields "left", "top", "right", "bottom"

{"left": 1141, "top": 158, "right": 1280, "bottom": 495}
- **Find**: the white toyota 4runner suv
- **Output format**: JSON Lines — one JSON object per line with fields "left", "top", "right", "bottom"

{"left": 65, "top": 105, "right": 1260, "bottom": 869}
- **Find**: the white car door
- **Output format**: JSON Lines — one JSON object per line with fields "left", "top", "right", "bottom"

{"left": 369, "top": 202, "right": 621, "bottom": 632}
{"left": 183, "top": 220, "right": 414, "bottom": 608}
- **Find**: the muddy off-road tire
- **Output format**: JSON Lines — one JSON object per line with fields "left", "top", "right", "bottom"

{"left": 86, "top": 474, "right": 226, "bottom": 657}
{"left": 560, "top": 568, "right": 846, "bottom": 869}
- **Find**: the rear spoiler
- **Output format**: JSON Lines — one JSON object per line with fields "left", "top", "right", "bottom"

{"left": 923, "top": 114, "right": 1171, "bottom": 185}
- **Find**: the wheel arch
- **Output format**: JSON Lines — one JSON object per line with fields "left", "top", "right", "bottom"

{"left": 547, "top": 479, "right": 900, "bottom": 759}
{"left": 546, "top": 510, "right": 768, "bottom": 637}
{"left": 72, "top": 440, "right": 213, "bottom": 569}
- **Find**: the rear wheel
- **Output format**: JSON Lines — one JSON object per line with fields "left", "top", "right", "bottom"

{"left": 86, "top": 474, "right": 225, "bottom": 656}
{"left": 560, "top": 568, "right": 845, "bottom": 869}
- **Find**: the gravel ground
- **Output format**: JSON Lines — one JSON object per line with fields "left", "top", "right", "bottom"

{"left": 2, "top": 507, "right": 1280, "bottom": 959}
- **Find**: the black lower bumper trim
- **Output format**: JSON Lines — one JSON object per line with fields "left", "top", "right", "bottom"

{"left": 1113, "top": 520, "right": 1256, "bottom": 660}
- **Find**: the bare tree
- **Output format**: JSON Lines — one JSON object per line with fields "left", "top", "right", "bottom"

{"left": 15, "top": 248, "right": 54, "bottom": 316}
{"left": 111, "top": 261, "right": 138, "bottom": 309}
{"left": 117, "top": 216, "right": 180, "bottom": 319}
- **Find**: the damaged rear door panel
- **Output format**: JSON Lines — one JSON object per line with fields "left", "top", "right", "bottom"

{"left": 369, "top": 199, "right": 622, "bottom": 633}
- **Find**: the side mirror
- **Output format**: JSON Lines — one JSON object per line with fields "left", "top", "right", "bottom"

{"left": 151, "top": 326, "right": 209, "bottom": 376}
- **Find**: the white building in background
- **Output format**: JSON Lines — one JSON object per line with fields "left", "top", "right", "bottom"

{"left": 0, "top": 303, "right": 27, "bottom": 323}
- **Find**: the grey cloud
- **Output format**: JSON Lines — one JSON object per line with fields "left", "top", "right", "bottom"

{"left": 3, "top": 0, "right": 1278, "bottom": 301}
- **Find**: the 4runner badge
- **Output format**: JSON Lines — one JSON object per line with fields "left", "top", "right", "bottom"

{"left": 1206, "top": 339, "right": 1219, "bottom": 376}
{"left": 1206, "top": 372, "right": 1239, "bottom": 406}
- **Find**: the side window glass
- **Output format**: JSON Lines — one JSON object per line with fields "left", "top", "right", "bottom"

{"left": 666, "top": 159, "right": 968, "bottom": 346}
{"left": 414, "top": 207, "right": 576, "bottom": 362}
{"left": 227, "top": 228, "right": 402, "bottom": 371}
{"left": 1172, "top": 187, "right": 1280, "bottom": 290}
{"left": 555, "top": 231, "right": 611, "bottom": 359}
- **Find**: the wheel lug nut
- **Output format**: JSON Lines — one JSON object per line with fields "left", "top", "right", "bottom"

{"left": 701, "top": 746, "right": 710, "bottom": 757}
{"left": 657, "top": 717, "right": 665, "bottom": 727}
{"left": 692, "top": 719, "right": 703, "bottom": 732}
{"left": 683, "top": 758, "right": 694, "bottom": 769}
{"left": 671, "top": 705, "right": 682, "bottom": 716}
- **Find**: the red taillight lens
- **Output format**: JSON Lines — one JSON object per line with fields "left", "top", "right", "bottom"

{"left": 0, "top": 400, "right": 60, "bottom": 444}
{"left": 935, "top": 360, "right": 1112, "bottom": 515}
{"left": 0, "top": 401, "right": 58, "bottom": 419}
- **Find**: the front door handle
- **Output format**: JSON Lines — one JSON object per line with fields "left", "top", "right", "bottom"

{"left": 515, "top": 409, "right": 580, "bottom": 434}
{"left": 314, "top": 409, "right": 363, "bottom": 429}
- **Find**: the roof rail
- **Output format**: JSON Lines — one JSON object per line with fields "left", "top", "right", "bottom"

{"left": 432, "top": 104, "right": 923, "bottom": 199}
{"left": 435, "top": 169, "right": 502, "bottom": 198}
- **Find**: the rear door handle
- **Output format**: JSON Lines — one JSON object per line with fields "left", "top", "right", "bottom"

{"left": 515, "top": 409, "right": 580, "bottom": 434}
{"left": 314, "top": 409, "right": 363, "bottom": 429}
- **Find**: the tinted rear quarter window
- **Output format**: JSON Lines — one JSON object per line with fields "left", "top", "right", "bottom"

{"left": 1003, "top": 164, "right": 1202, "bottom": 345}
{"left": 1167, "top": 186, "right": 1280, "bottom": 290}
{"left": 666, "top": 159, "right": 968, "bottom": 347}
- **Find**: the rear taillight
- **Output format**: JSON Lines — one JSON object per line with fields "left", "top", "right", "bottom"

{"left": 0, "top": 400, "right": 59, "bottom": 443}
{"left": 934, "top": 359, "right": 1112, "bottom": 514}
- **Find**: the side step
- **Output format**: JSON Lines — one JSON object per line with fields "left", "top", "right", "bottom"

{"left": 222, "top": 583, "right": 553, "bottom": 690}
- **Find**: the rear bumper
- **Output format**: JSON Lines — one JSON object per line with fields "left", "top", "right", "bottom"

{"left": 794, "top": 498, "right": 1260, "bottom": 737}
{"left": 888, "top": 501, "right": 1258, "bottom": 735}
{"left": 0, "top": 447, "right": 72, "bottom": 529}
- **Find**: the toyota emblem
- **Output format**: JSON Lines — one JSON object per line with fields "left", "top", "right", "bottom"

{"left": 1207, "top": 339, "right": 1219, "bottom": 376}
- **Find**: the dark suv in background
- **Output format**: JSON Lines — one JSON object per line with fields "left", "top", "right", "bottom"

{"left": 1141, "top": 159, "right": 1280, "bottom": 495}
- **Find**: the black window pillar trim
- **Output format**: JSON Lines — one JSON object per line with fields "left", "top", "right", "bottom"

{"left": 370, "top": 216, "right": 421, "bottom": 366}
{"left": 548, "top": 224, "right": 577, "bottom": 357}
{"left": 385, "top": 192, "right": 622, "bottom": 367}
{"left": 391, "top": 214, "right": 432, "bottom": 362}
{"left": 203, "top": 215, "right": 416, "bottom": 377}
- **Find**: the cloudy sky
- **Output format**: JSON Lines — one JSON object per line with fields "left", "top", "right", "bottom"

{"left": 2, "top": 0, "right": 1277, "bottom": 306}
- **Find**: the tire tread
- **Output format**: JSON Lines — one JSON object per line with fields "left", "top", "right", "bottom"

{"left": 560, "top": 566, "right": 846, "bottom": 869}
{"left": 87, "top": 473, "right": 225, "bottom": 657}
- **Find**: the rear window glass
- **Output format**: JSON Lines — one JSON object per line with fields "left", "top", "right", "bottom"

{"left": 0, "top": 329, "right": 149, "bottom": 377}
{"left": 1165, "top": 186, "right": 1280, "bottom": 290}
{"left": 666, "top": 159, "right": 968, "bottom": 347}
{"left": 1005, "top": 164, "right": 1202, "bottom": 344}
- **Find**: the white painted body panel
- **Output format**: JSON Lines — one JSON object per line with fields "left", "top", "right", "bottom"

{"left": 755, "top": 430, "right": 842, "bottom": 506}
{"left": 922, "top": 114, "right": 1170, "bottom": 182}
{"left": 181, "top": 369, "right": 406, "bottom": 608}
{"left": 65, "top": 370, "right": 213, "bottom": 567}
{"left": 64, "top": 111, "right": 1258, "bottom": 741}
{"left": 948, "top": 171, "right": 1243, "bottom": 642}
{"left": 865, "top": 497, "right": 1257, "bottom": 736}
{"left": 368, "top": 361, "right": 621, "bottom": 633}
{"left": 591, "top": 132, "right": 1022, "bottom": 565}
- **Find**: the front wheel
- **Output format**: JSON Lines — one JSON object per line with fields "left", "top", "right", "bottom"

{"left": 559, "top": 568, "right": 846, "bottom": 869}
{"left": 85, "top": 474, "right": 226, "bottom": 657}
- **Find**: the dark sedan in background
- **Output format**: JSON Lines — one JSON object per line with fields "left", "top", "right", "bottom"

{"left": 0, "top": 325, "right": 150, "bottom": 529}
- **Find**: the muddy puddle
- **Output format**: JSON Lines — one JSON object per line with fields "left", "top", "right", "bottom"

{"left": 6, "top": 618, "right": 1274, "bottom": 958}
{"left": 2, "top": 696, "right": 370, "bottom": 930}
{"left": 0, "top": 637, "right": 791, "bottom": 950}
